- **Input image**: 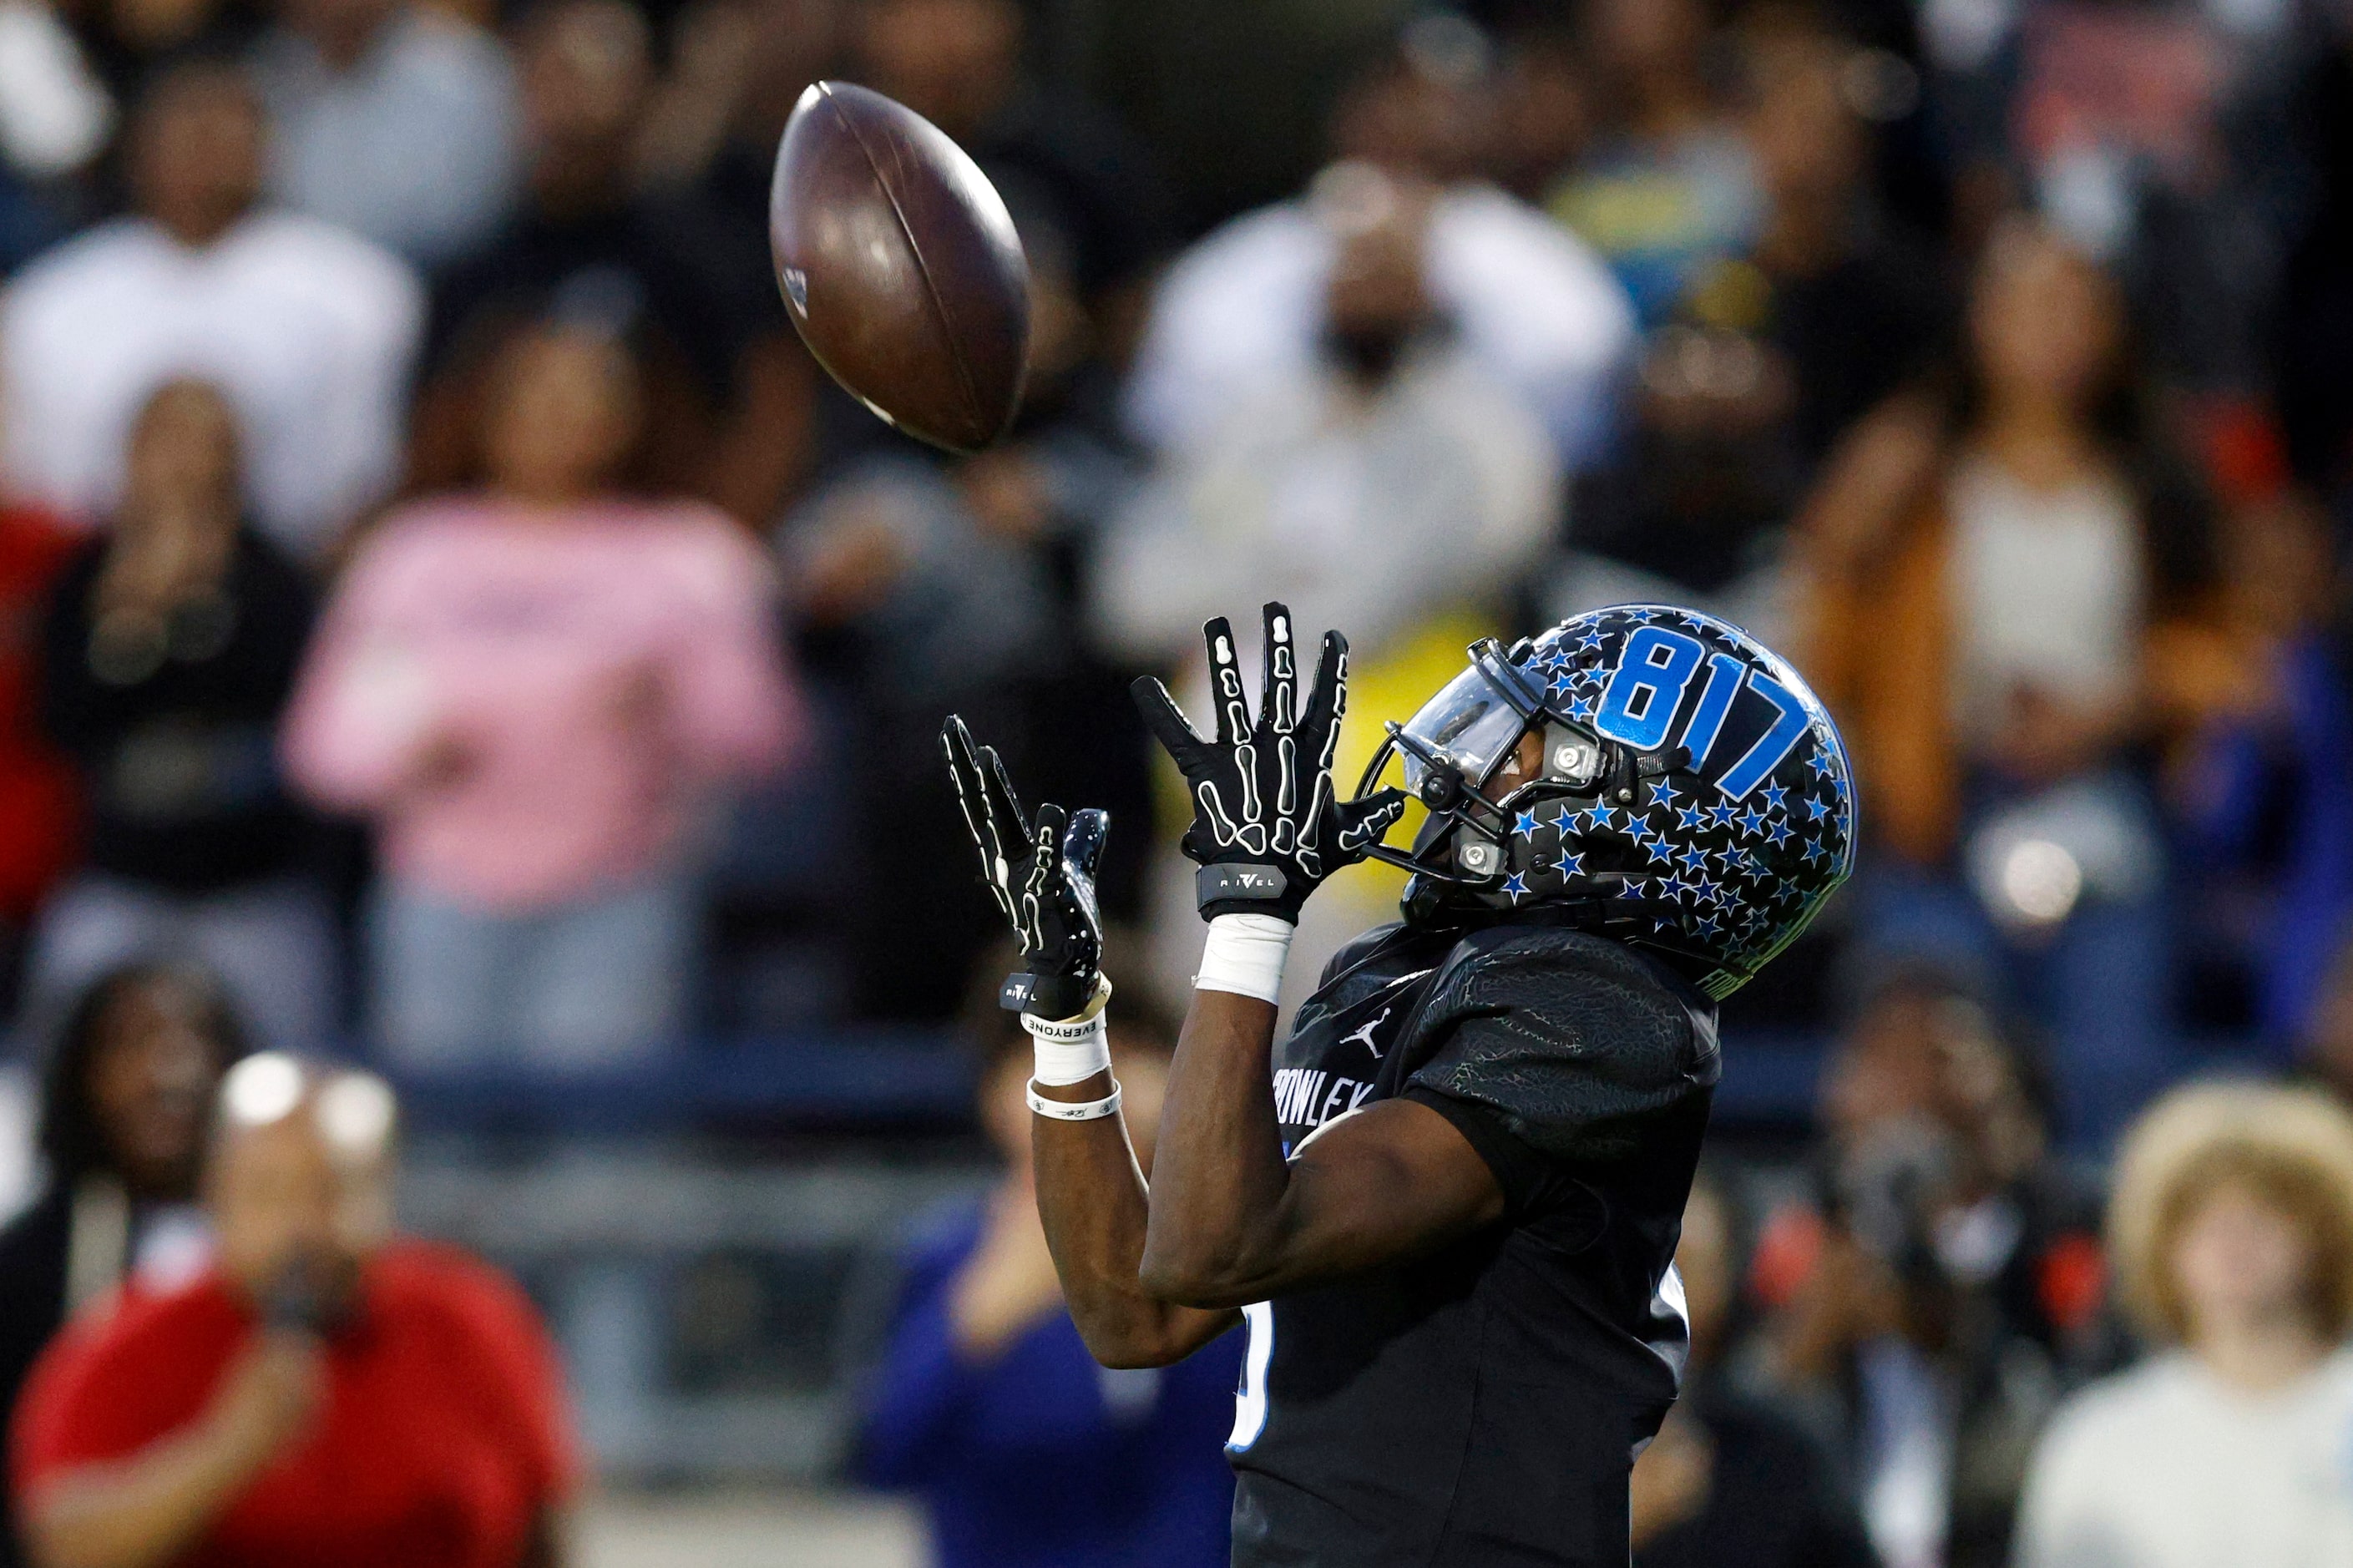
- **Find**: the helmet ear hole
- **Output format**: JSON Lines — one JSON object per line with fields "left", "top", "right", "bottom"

{"left": 1456, "top": 838, "right": 1502, "bottom": 876}
{"left": 1546, "top": 730, "right": 1602, "bottom": 789}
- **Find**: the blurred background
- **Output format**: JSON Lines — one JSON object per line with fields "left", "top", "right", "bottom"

{"left": 3, "top": 0, "right": 2353, "bottom": 1562}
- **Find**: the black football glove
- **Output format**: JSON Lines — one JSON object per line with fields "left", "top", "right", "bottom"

{"left": 1132, "top": 602, "right": 1408, "bottom": 923}
{"left": 941, "top": 716, "right": 1108, "bottom": 1020}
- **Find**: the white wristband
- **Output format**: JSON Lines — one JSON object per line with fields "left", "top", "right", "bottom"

{"left": 1023, "top": 974, "right": 1113, "bottom": 1085}
{"left": 1028, "top": 1078, "right": 1122, "bottom": 1121}
{"left": 1193, "top": 913, "right": 1295, "bottom": 1004}
{"left": 1026, "top": 1015, "right": 1110, "bottom": 1085}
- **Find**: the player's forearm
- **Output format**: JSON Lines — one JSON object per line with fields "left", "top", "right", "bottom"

{"left": 1136, "top": 988, "right": 1299, "bottom": 1305}
{"left": 26, "top": 1420, "right": 274, "bottom": 1568}
{"left": 1031, "top": 1070, "right": 1237, "bottom": 1366}
{"left": 1139, "top": 979, "right": 1509, "bottom": 1309}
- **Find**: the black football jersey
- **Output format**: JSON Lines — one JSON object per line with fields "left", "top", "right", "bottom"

{"left": 1226, "top": 914, "right": 1720, "bottom": 1567}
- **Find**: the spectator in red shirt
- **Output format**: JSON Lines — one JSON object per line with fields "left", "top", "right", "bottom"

{"left": 8, "top": 1054, "right": 575, "bottom": 1568}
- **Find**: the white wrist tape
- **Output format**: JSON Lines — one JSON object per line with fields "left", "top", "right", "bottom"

{"left": 1193, "top": 913, "right": 1295, "bottom": 1004}
{"left": 1023, "top": 974, "right": 1113, "bottom": 1085}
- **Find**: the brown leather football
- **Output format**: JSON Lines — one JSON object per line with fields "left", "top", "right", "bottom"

{"left": 768, "top": 81, "right": 1031, "bottom": 453}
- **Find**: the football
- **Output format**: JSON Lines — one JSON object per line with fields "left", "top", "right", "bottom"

{"left": 767, "top": 80, "right": 1031, "bottom": 453}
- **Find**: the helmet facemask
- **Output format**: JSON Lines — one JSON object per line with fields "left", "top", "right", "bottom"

{"left": 1356, "top": 636, "right": 1677, "bottom": 886}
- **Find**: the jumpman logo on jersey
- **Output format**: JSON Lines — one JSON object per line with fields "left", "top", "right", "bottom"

{"left": 1340, "top": 1006, "right": 1394, "bottom": 1060}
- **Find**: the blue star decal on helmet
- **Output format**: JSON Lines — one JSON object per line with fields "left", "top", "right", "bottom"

{"left": 1624, "top": 813, "right": 1654, "bottom": 843}
{"left": 1694, "top": 913, "right": 1722, "bottom": 938}
{"left": 1678, "top": 803, "right": 1708, "bottom": 831}
{"left": 1501, "top": 873, "right": 1530, "bottom": 900}
{"left": 1737, "top": 804, "right": 1769, "bottom": 838}
{"left": 1585, "top": 803, "right": 1619, "bottom": 832}
{"left": 1548, "top": 670, "right": 1576, "bottom": 700}
{"left": 1709, "top": 803, "right": 1738, "bottom": 830}
{"left": 1809, "top": 746, "right": 1837, "bottom": 780}
{"left": 1558, "top": 852, "right": 1585, "bottom": 877}
{"left": 1693, "top": 875, "right": 1723, "bottom": 905}
{"left": 1650, "top": 779, "right": 1682, "bottom": 807}
{"left": 1806, "top": 795, "right": 1834, "bottom": 822}
{"left": 1514, "top": 809, "right": 1540, "bottom": 837}
{"left": 1551, "top": 804, "right": 1581, "bottom": 838}
{"left": 1761, "top": 782, "right": 1788, "bottom": 813}
{"left": 1766, "top": 817, "right": 1794, "bottom": 848}
{"left": 1677, "top": 842, "right": 1709, "bottom": 873}
{"left": 1576, "top": 628, "right": 1606, "bottom": 654}
{"left": 1803, "top": 836, "right": 1830, "bottom": 867}
{"left": 1568, "top": 694, "right": 1598, "bottom": 723}
{"left": 1644, "top": 837, "right": 1675, "bottom": 865}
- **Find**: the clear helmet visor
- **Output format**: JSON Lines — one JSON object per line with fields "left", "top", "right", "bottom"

{"left": 1395, "top": 664, "right": 1535, "bottom": 793}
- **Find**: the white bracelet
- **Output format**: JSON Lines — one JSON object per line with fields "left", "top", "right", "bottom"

{"left": 1023, "top": 974, "right": 1113, "bottom": 1085}
{"left": 1027, "top": 1078, "right": 1122, "bottom": 1121}
{"left": 1193, "top": 913, "right": 1295, "bottom": 1004}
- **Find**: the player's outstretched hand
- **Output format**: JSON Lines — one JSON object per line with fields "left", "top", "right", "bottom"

{"left": 941, "top": 716, "right": 1108, "bottom": 1021}
{"left": 1132, "top": 602, "right": 1408, "bottom": 923}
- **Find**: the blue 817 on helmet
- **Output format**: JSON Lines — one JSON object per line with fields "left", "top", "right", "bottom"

{"left": 1352, "top": 604, "right": 1857, "bottom": 999}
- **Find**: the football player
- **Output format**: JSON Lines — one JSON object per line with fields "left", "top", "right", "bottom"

{"left": 942, "top": 601, "right": 1853, "bottom": 1565}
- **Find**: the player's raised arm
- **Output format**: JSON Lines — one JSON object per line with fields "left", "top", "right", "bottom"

{"left": 1124, "top": 604, "right": 1515, "bottom": 1307}
{"left": 938, "top": 716, "right": 1235, "bottom": 1366}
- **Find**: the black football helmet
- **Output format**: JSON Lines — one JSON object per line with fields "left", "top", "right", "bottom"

{"left": 1353, "top": 604, "right": 1856, "bottom": 999}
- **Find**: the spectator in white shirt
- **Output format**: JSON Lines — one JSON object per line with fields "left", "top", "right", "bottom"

{"left": 1098, "top": 169, "right": 1558, "bottom": 670}
{"left": 0, "top": 58, "right": 423, "bottom": 564}
{"left": 1121, "top": 23, "right": 1634, "bottom": 475}
{"left": 2015, "top": 1081, "right": 2353, "bottom": 1568}
{"left": 250, "top": 0, "right": 519, "bottom": 269}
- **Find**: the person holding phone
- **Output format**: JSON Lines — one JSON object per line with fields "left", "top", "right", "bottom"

{"left": 8, "top": 1055, "right": 575, "bottom": 1568}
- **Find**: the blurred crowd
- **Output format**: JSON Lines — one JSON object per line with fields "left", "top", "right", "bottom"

{"left": 3, "top": 0, "right": 2353, "bottom": 1562}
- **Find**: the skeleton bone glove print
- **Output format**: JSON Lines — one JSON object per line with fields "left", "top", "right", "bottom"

{"left": 1133, "top": 603, "right": 1408, "bottom": 922}
{"left": 941, "top": 715, "right": 1108, "bottom": 1019}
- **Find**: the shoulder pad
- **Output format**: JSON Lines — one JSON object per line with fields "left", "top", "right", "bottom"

{"left": 1289, "top": 922, "right": 1450, "bottom": 1048}
{"left": 1316, "top": 921, "right": 1409, "bottom": 990}
{"left": 1404, "top": 927, "right": 1718, "bottom": 1162}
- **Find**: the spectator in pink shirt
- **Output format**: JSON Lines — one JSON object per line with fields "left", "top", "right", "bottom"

{"left": 283, "top": 318, "right": 801, "bottom": 1067}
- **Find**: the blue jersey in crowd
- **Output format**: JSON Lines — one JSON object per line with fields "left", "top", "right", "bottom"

{"left": 859, "top": 1200, "right": 1245, "bottom": 1568}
